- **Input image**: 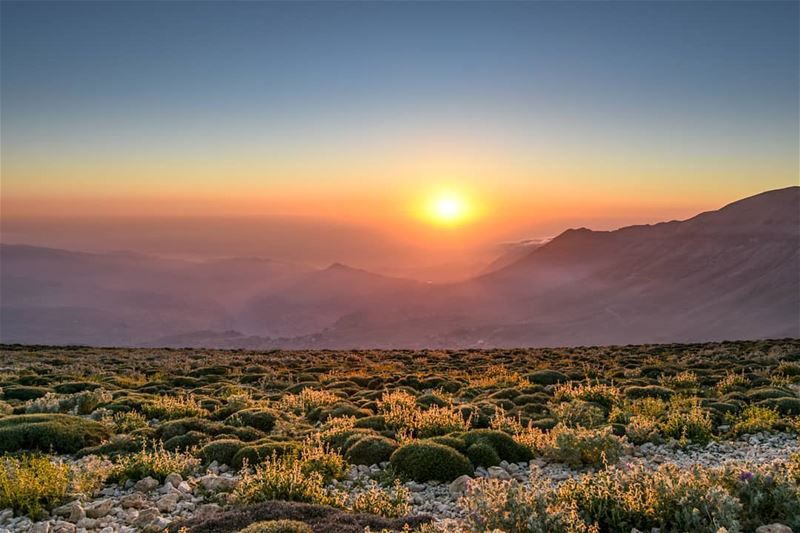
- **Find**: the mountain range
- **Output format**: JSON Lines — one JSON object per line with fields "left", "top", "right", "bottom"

{"left": 1, "top": 186, "right": 798, "bottom": 348}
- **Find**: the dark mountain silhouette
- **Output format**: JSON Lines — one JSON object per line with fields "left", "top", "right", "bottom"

{"left": 1, "top": 187, "right": 798, "bottom": 348}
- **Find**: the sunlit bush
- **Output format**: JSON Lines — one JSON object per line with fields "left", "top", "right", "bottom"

{"left": 553, "top": 381, "right": 621, "bottom": 411}
{"left": 339, "top": 479, "right": 411, "bottom": 518}
{"left": 662, "top": 398, "right": 713, "bottom": 444}
{"left": 233, "top": 453, "right": 331, "bottom": 506}
{"left": 731, "top": 405, "right": 780, "bottom": 435}
{"left": 142, "top": 394, "right": 209, "bottom": 420}
{"left": 110, "top": 441, "right": 200, "bottom": 482}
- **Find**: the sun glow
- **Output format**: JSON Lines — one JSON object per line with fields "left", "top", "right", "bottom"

{"left": 425, "top": 192, "right": 472, "bottom": 226}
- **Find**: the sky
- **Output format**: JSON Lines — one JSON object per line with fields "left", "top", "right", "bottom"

{"left": 1, "top": 1, "right": 798, "bottom": 277}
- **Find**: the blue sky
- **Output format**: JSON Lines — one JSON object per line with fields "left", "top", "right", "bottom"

{"left": 2, "top": 1, "right": 798, "bottom": 227}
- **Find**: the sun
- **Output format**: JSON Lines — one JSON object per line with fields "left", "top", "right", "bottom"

{"left": 426, "top": 193, "right": 470, "bottom": 226}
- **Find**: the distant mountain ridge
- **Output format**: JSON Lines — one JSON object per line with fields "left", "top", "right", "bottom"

{"left": 1, "top": 186, "right": 798, "bottom": 348}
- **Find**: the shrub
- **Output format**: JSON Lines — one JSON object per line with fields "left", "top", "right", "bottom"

{"left": 345, "top": 435, "right": 398, "bottom": 466}
{"left": 624, "top": 385, "right": 673, "bottom": 401}
{"left": 226, "top": 408, "right": 277, "bottom": 432}
{"left": 232, "top": 441, "right": 301, "bottom": 468}
{"left": 553, "top": 382, "right": 620, "bottom": 411}
{"left": 724, "top": 465, "right": 800, "bottom": 530}
{"left": 0, "top": 454, "right": 70, "bottom": 517}
{"left": 233, "top": 454, "right": 331, "bottom": 506}
{"left": 76, "top": 434, "right": 143, "bottom": 458}
{"left": 390, "top": 441, "right": 473, "bottom": 482}
{"left": 466, "top": 442, "right": 501, "bottom": 467}
{"left": 775, "top": 361, "right": 800, "bottom": 377}
{"left": 53, "top": 381, "right": 102, "bottom": 394}
{"left": 469, "top": 366, "right": 529, "bottom": 388}
{"left": 142, "top": 394, "right": 209, "bottom": 420}
{"left": 155, "top": 417, "right": 225, "bottom": 441}
{"left": 238, "top": 520, "right": 313, "bottom": 533}
{"left": 164, "top": 430, "right": 208, "bottom": 451}
{"left": 299, "top": 443, "right": 347, "bottom": 483}
{"left": 198, "top": 439, "right": 246, "bottom": 466}
{"left": 758, "top": 397, "right": 800, "bottom": 416}
{"left": 662, "top": 399, "right": 713, "bottom": 444}
{"left": 746, "top": 387, "right": 792, "bottom": 401}
{"left": 551, "top": 399, "right": 607, "bottom": 428}
{"left": 660, "top": 371, "right": 699, "bottom": 391}
{"left": 379, "top": 391, "right": 467, "bottom": 437}
{"left": 716, "top": 372, "right": 749, "bottom": 394}
{"left": 341, "top": 480, "right": 411, "bottom": 518}
{"left": 560, "top": 464, "right": 741, "bottom": 532}
{"left": 543, "top": 425, "right": 624, "bottom": 467}
{"left": 353, "top": 415, "right": 388, "bottom": 431}
{"left": 412, "top": 406, "right": 468, "bottom": 438}
{"left": 2, "top": 385, "right": 50, "bottom": 401}
{"left": 313, "top": 402, "right": 371, "bottom": 422}
{"left": 0, "top": 414, "right": 111, "bottom": 453}
{"left": 110, "top": 411, "right": 148, "bottom": 433}
{"left": 732, "top": 405, "right": 780, "bottom": 435}
{"left": 110, "top": 441, "right": 200, "bottom": 482}
{"left": 460, "top": 475, "right": 594, "bottom": 533}
{"left": 280, "top": 389, "right": 340, "bottom": 414}
{"left": 462, "top": 429, "right": 533, "bottom": 463}
{"left": 25, "top": 389, "right": 112, "bottom": 415}
{"left": 526, "top": 369, "right": 569, "bottom": 386}
{"left": 625, "top": 415, "right": 662, "bottom": 445}
{"left": 629, "top": 397, "right": 668, "bottom": 420}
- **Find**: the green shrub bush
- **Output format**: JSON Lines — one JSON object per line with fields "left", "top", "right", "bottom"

{"left": 662, "top": 400, "right": 713, "bottom": 444}
{"left": 526, "top": 370, "right": 569, "bottom": 385}
{"left": 2, "top": 385, "right": 50, "bottom": 401}
{"left": 389, "top": 441, "right": 473, "bottom": 482}
{"left": 624, "top": 385, "right": 673, "bottom": 401}
{"left": 466, "top": 442, "right": 501, "bottom": 467}
{"left": 233, "top": 454, "right": 331, "bottom": 506}
{"left": 53, "top": 382, "right": 103, "bottom": 394}
{"left": 198, "top": 439, "right": 246, "bottom": 465}
{"left": 226, "top": 408, "right": 277, "bottom": 432}
{"left": 110, "top": 441, "right": 200, "bottom": 482}
{"left": 232, "top": 441, "right": 301, "bottom": 468}
{"left": 0, "top": 414, "right": 111, "bottom": 453}
{"left": 163, "top": 431, "right": 207, "bottom": 451}
{"left": 463, "top": 429, "right": 533, "bottom": 463}
{"left": 344, "top": 435, "right": 398, "bottom": 465}
{"left": 0, "top": 454, "right": 70, "bottom": 517}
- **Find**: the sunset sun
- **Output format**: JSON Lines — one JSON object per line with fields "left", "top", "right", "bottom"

{"left": 427, "top": 193, "right": 471, "bottom": 226}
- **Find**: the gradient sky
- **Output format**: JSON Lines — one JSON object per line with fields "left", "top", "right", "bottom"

{"left": 1, "top": 1, "right": 798, "bottom": 270}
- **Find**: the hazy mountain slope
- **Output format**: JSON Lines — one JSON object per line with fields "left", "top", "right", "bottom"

{"left": 238, "top": 263, "right": 425, "bottom": 337}
{"left": 311, "top": 186, "right": 800, "bottom": 347}
{"left": 1, "top": 187, "right": 797, "bottom": 348}
{"left": 0, "top": 246, "right": 310, "bottom": 345}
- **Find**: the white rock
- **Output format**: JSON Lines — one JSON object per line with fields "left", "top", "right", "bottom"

{"left": 194, "top": 503, "right": 222, "bottom": 520}
{"left": 164, "top": 473, "right": 183, "bottom": 488}
{"left": 29, "top": 523, "right": 50, "bottom": 533}
{"left": 448, "top": 475, "right": 472, "bottom": 496}
{"left": 198, "top": 474, "right": 237, "bottom": 492}
{"left": 755, "top": 525, "right": 793, "bottom": 533}
{"left": 134, "top": 477, "right": 160, "bottom": 493}
{"left": 85, "top": 499, "right": 113, "bottom": 519}
{"left": 52, "top": 501, "right": 85, "bottom": 523}
{"left": 120, "top": 493, "right": 148, "bottom": 509}
{"left": 487, "top": 466, "right": 511, "bottom": 480}
{"left": 157, "top": 493, "right": 179, "bottom": 513}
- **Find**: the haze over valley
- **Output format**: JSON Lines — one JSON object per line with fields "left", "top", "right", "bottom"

{"left": 3, "top": 186, "right": 797, "bottom": 348}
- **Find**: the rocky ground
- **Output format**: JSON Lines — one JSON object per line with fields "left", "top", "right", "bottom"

{"left": 3, "top": 432, "right": 796, "bottom": 533}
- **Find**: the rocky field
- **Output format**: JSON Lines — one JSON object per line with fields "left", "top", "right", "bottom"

{"left": 0, "top": 340, "right": 799, "bottom": 533}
